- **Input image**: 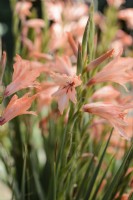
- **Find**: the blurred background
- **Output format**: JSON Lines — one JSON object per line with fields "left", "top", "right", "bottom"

{"left": 0, "top": 0, "right": 133, "bottom": 62}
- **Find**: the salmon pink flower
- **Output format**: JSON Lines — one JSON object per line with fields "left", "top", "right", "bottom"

{"left": 4, "top": 55, "right": 45, "bottom": 97}
{"left": 87, "top": 50, "right": 133, "bottom": 90}
{"left": 83, "top": 102, "right": 133, "bottom": 140}
{"left": 51, "top": 73, "right": 82, "bottom": 114}
{"left": 91, "top": 86, "right": 120, "bottom": 101}
{"left": 0, "top": 93, "right": 37, "bottom": 125}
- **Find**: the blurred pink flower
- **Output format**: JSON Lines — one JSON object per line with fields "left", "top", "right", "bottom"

{"left": 116, "top": 30, "right": 133, "bottom": 46}
{"left": 107, "top": 0, "right": 125, "bottom": 8}
{"left": 0, "top": 93, "right": 37, "bottom": 125}
{"left": 51, "top": 73, "right": 82, "bottom": 114}
{"left": 49, "top": 22, "right": 67, "bottom": 51}
{"left": 118, "top": 9, "right": 133, "bottom": 29}
{"left": 83, "top": 102, "right": 133, "bottom": 140}
{"left": 15, "top": 1, "right": 32, "bottom": 22}
{"left": 110, "top": 30, "right": 133, "bottom": 51}
{"left": 24, "top": 19, "right": 45, "bottom": 30}
{"left": 94, "top": 12, "right": 105, "bottom": 30}
{"left": 46, "top": 1, "right": 63, "bottom": 22}
{"left": 63, "top": 3, "right": 88, "bottom": 21}
{"left": 87, "top": 50, "right": 133, "bottom": 90}
{"left": 22, "top": 19, "right": 45, "bottom": 52}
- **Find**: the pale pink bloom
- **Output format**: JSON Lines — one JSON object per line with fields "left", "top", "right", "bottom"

{"left": 15, "top": 1, "right": 32, "bottom": 22}
{"left": 51, "top": 73, "right": 82, "bottom": 114}
{"left": 110, "top": 40, "right": 125, "bottom": 54}
{"left": 87, "top": 51, "right": 133, "bottom": 90}
{"left": 21, "top": 37, "right": 35, "bottom": 52}
{"left": 94, "top": 12, "right": 105, "bottom": 30}
{"left": 107, "top": 0, "right": 125, "bottom": 8}
{"left": 4, "top": 55, "right": 46, "bottom": 97}
{"left": 118, "top": 9, "right": 133, "bottom": 29}
{"left": 110, "top": 30, "right": 133, "bottom": 51}
{"left": 91, "top": 86, "right": 120, "bottom": 101}
{"left": 0, "top": 93, "right": 37, "bottom": 125}
{"left": 109, "top": 116, "right": 133, "bottom": 155}
{"left": 64, "top": 16, "right": 88, "bottom": 44}
{"left": 116, "top": 30, "right": 133, "bottom": 46}
{"left": 46, "top": 1, "right": 63, "bottom": 22}
{"left": 23, "top": 19, "right": 45, "bottom": 52}
{"left": 49, "top": 23, "right": 67, "bottom": 51}
{"left": 83, "top": 102, "right": 133, "bottom": 140}
{"left": 63, "top": 3, "right": 88, "bottom": 21}
{"left": 34, "top": 31, "right": 43, "bottom": 53}
{"left": 24, "top": 19, "right": 45, "bottom": 31}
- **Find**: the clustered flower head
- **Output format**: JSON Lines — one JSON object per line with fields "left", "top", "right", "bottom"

{"left": 0, "top": 0, "right": 133, "bottom": 144}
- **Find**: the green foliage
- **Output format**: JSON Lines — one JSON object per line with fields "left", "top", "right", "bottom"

{"left": 0, "top": 1, "right": 133, "bottom": 200}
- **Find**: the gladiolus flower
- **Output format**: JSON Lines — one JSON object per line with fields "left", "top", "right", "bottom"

{"left": 87, "top": 50, "right": 133, "bottom": 90}
{"left": 0, "top": 93, "right": 37, "bottom": 125}
{"left": 83, "top": 102, "right": 133, "bottom": 140}
{"left": 4, "top": 55, "right": 45, "bottom": 97}
{"left": 91, "top": 86, "right": 120, "bottom": 101}
{"left": 51, "top": 73, "right": 82, "bottom": 114}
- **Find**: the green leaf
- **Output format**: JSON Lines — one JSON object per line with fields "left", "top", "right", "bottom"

{"left": 84, "top": 129, "right": 113, "bottom": 200}
{"left": 77, "top": 44, "right": 83, "bottom": 74}
{"left": 102, "top": 141, "right": 133, "bottom": 200}
{"left": 90, "top": 156, "right": 114, "bottom": 200}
